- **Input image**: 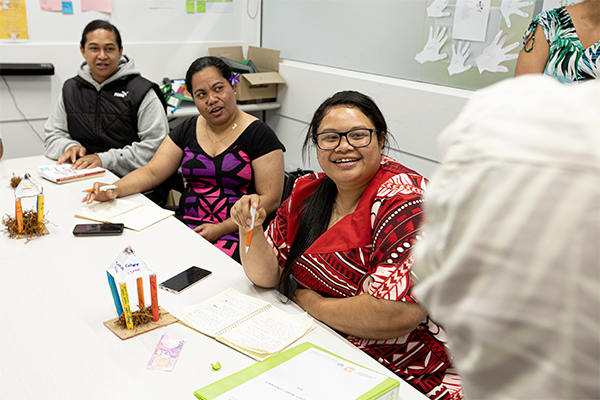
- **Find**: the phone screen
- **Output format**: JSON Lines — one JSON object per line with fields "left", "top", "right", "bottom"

{"left": 159, "top": 266, "right": 212, "bottom": 294}
{"left": 73, "top": 223, "right": 124, "bottom": 236}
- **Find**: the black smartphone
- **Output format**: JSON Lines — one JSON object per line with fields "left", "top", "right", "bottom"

{"left": 159, "top": 266, "right": 212, "bottom": 294}
{"left": 72, "top": 223, "right": 125, "bottom": 236}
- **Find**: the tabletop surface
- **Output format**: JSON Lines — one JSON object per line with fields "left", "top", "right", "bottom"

{"left": 0, "top": 155, "right": 425, "bottom": 400}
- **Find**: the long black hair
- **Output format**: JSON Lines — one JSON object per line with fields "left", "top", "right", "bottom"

{"left": 185, "top": 56, "right": 232, "bottom": 94}
{"left": 279, "top": 90, "right": 389, "bottom": 299}
{"left": 80, "top": 20, "right": 122, "bottom": 49}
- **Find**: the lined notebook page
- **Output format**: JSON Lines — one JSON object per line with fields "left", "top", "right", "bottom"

{"left": 76, "top": 199, "right": 142, "bottom": 222}
{"left": 183, "top": 288, "right": 268, "bottom": 337}
{"left": 219, "top": 308, "right": 313, "bottom": 354}
{"left": 111, "top": 206, "right": 174, "bottom": 231}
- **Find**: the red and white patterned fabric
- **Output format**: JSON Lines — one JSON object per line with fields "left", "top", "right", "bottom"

{"left": 265, "top": 156, "right": 462, "bottom": 400}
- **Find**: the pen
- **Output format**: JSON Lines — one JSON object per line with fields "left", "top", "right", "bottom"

{"left": 245, "top": 206, "right": 256, "bottom": 253}
{"left": 83, "top": 184, "right": 118, "bottom": 193}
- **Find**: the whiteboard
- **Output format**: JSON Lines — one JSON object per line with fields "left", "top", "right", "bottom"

{"left": 262, "top": 0, "right": 537, "bottom": 90}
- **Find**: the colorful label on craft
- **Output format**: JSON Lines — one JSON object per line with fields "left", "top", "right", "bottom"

{"left": 149, "top": 274, "right": 159, "bottom": 322}
{"left": 15, "top": 199, "right": 23, "bottom": 233}
{"left": 37, "top": 194, "right": 44, "bottom": 226}
{"left": 146, "top": 334, "right": 185, "bottom": 371}
{"left": 136, "top": 277, "right": 145, "bottom": 306}
{"left": 108, "top": 249, "right": 154, "bottom": 285}
{"left": 107, "top": 272, "right": 124, "bottom": 316}
{"left": 120, "top": 283, "right": 134, "bottom": 330}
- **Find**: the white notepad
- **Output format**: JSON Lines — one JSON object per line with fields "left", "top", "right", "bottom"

{"left": 75, "top": 199, "right": 174, "bottom": 231}
{"left": 179, "top": 288, "right": 315, "bottom": 361}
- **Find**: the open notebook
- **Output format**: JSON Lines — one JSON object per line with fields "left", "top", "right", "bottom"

{"left": 75, "top": 199, "right": 174, "bottom": 232}
{"left": 178, "top": 288, "right": 315, "bottom": 361}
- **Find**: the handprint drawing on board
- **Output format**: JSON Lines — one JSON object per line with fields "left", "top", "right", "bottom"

{"left": 415, "top": 25, "right": 448, "bottom": 64}
{"left": 475, "top": 30, "right": 519, "bottom": 73}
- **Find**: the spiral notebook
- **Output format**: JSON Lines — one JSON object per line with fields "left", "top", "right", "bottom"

{"left": 178, "top": 288, "right": 315, "bottom": 361}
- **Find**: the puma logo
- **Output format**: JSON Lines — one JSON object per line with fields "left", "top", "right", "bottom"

{"left": 114, "top": 91, "right": 129, "bottom": 98}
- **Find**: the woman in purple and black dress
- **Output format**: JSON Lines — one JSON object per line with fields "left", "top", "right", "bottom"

{"left": 83, "top": 57, "right": 285, "bottom": 262}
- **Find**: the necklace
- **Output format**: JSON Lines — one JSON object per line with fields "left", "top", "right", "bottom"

{"left": 205, "top": 118, "right": 238, "bottom": 143}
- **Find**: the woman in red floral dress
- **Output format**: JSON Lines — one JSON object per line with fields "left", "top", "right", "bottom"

{"left": 231, "top": 91, "right": 462, "bottom": 400}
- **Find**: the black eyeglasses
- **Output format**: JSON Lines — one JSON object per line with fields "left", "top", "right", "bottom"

{"left": 315, "top": 128, "right": 377, "bottom": 150}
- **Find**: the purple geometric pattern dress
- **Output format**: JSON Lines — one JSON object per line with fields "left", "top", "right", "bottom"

{"left": 169, "top": 117, "right": 285, "bottom": 260}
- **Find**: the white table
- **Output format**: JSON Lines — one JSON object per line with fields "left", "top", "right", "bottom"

{"left": 0, "top": 156, "right": 426, "bottom": 400}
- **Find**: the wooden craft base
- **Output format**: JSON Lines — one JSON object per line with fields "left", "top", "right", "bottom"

{"left": 15, "top": 225, "right": 49, "bottom": 239}
{"left": 103, "top": 307, "right": 177, "bottom": 340}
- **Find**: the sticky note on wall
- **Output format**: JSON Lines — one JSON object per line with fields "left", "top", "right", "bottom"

{"left": 186, "top": 1, "right": 206, "bottom": 13}
{"left": 62, "top": 1, "right": 73, "bottom": 14}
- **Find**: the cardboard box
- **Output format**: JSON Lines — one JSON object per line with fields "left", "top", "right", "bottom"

{"left": 208, "top": 46, "right": 286, "bottom": 103}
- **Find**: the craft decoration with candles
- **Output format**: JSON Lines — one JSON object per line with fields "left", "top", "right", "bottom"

{"left": 106, "top": 245, "right": 159, "bottom": 330}
{"left": 15, "top": 173, "right": 44, "bottom": 233}
{"left": 1, "top": 173, "right": 51, "bottom": 241}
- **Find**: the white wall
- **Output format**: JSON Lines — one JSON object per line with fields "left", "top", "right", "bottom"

{"left": 266, "top": 60, "right": 472, "bottom": 179}
{"left": 1, "top": 0, "right": 473, "bottom": 179}
{"left": 0, "top": 0, "right": 261, "bottom": 160}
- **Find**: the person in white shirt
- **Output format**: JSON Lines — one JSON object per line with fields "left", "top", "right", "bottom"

{"left": 413, "top": 74, "right": 600, "bottom": 399}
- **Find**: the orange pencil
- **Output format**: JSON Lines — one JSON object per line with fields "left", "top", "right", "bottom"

{"left": 82, "top": 184, "right": 118, "bottom": 193}
{"left": 244, "top": 206, "right": 256, "bottom": 253}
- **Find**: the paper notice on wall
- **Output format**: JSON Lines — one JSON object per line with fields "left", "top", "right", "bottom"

{"left": 0, "top": 0, "right": 29, "bottom": 41}
{"left": 452, "top": 0, "right": 491, "bottom": 42}
{"left": 81, "top": 0, "right": 112, "bottom": 13}
{"left": 40, "top": 0, "right": 62, "bottom": 11}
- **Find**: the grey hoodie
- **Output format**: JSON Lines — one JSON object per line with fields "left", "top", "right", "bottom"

{"left": 44, "top": 55, "right": 169, "bottom": 177}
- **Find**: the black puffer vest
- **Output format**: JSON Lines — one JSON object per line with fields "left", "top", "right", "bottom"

{"left": 63, "top": 75, "right": 166, "bottom": 154}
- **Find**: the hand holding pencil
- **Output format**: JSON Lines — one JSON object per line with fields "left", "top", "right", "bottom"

{"left": 230, "top": 195, "right": 266, "bottom": 254}
{"left": 82, "top": 184, "right": 118, "bottom": 193}
{"left": 81, "top": 182, "right": 119, "bottom": 204}
{"left": 245, "top": 206, "right": 256, "bottom": 253}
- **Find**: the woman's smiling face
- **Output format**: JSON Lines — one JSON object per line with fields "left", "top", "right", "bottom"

{"left": 316, "top": 106, "right": 384, "bottom": 192}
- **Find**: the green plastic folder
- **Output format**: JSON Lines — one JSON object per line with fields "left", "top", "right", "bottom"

{"left": 194, "top": 342, "right": 400, "bottom": 400}
{"left": 219, "top": 57, "right": 259, "bottom": 74}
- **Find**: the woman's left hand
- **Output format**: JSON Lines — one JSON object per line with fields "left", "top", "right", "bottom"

{"left": 194, "top": 223, "right": 226, "bottom": 242}
{"left": 293, "top": 288, "right": 323, "bottom": 315}
{"left": 72, "top": 154, "right": 102, "bottom": 170}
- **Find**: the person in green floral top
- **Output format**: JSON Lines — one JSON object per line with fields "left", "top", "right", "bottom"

{"left": 514, "top": 0, "right": 599, "bottom": 83}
